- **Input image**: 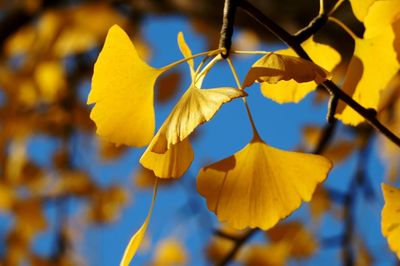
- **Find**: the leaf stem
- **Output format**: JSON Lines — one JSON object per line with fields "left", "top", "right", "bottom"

{"left": 319, "top": 0, "right": 325, "bottom": 15}
{"left": 160, "top": 49, "right": 222, "bottom": 71}
{"left": 328, "top": 17, "right": 358, "bottom": 40}
{"left": 328, "top": 0, "right": 345, "bottom": 16}
{"left": 232, "top": 50, "right": 269, "bottom": 55}
{"left": 194, "top": 55, "right": 222, "bottom": 84}
{"left": 226, "top": 57, "right": 261, "bottom": 140}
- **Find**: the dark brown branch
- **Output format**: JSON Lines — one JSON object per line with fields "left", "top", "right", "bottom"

{"left": 219, "top": 0, "right": 239, "bottom": 58}
{"left": 327, "top": 95, "right": 339, "bottom": 124}
{"left": 295, "top": 13, "right": 328, "bottom": 43}
{"left": 239, "top": 0, "right": 400, "bottom": 148}
{"left": 313, "top": 119, "right": 338, "bottom": 154}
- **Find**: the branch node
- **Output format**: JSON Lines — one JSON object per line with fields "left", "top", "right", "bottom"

{"left": 327, "top": 95, "right": 339, "bottom": 124}
{"left": 219, "top": 0, "right": 238, "bottom": 59}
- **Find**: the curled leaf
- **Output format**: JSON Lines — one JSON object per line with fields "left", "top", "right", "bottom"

{"left": 177, "top": 32, "right": 195, "bottom": 75}
{"left": 140, "top": 138, "right": 194, "bottom": 179}
{"left": 151, "top": 86, "right": 246, "bottom": 154}
{"left": 88, "top": 24, "right": 164, "bottom": 147}
{"left": 243, "top": 53, "right": 329, "bottom": 89}
{"left": 259, "top": 38, "right": 340, "bottom": 103}
{"left": 197, "top": 136, "right": 332, "bottom": 230}
{"left": 381, "top": 183, "right": 400, "bottom": 259}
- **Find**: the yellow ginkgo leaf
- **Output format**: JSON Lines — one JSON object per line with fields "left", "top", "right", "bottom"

{"left": 336, "top": 27, "right": 399, "bottom": 125}
{"left": 349, "top": 0, "right": 376, "bottom": 22}
{"left": 140, "top": 138, "right": 194, "bottom": 179}
{"left": 363, "top": 0, "right": 400, "bottom": 38}
{"left": 150, "top": 86, "right": 246, "bottom": 154}
{"left": 88, "top": 24, "right": 164, "bottom": 147}
{"left": 381, "top": 183, "right": 400, "bottom": 259}
{"left": 243, "top": 52, "right": 329, "bottom": 89}
{"left": 197, "top": 135, "right": 332, "bottom": 230}
{"left": 177, "top": 32, "right": 194, "bottom": 75}
{"left": 260, "top": 38, "right": 340, "bottom": 103}
{"left": 120, "top": 181, "right": 158, "bottom": 266}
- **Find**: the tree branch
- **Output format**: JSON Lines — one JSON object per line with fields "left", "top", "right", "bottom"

{"left": 295, "top": 13, "right": 328, "bottom": 43}
{"left": 238, "top": 0, "right": 400, "bottom": 148}
{"left": 219, "top": 0, "right": 239, "bottom": 58}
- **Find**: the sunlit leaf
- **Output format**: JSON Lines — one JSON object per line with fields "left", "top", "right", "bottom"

{"left": 243, "top": 52, "right": 329, "bottom": 90}
{"left": 121, "top": 181, "right": 158, "bottom": 266}
{"left": 150, "top": 86, "right": 246, "bottom": 154}
{"left": 88, "top": 25, "right": 164, "bottom": 147}
{"left": 363, "top": 0, "right": 400, "bottom": 38}
{"left": 177, "top": 32, "right": 195, "bottom": 75}
{"left": 349, "top": 0, "right": 376, "bottom": 22}
{"left": 259, "top": 38, "right": 340, "bottom": 103}
{"left": 336, "top": 28, "right": 399, "bottom": 125}
{"left": 140, "top": 138, "right": 194, "bottom": 179}
{"left": 197, "top": 135, "right": 332, "bottom": 230}
{"left": 381, "top": 183, "right": 400, "bottom": 259}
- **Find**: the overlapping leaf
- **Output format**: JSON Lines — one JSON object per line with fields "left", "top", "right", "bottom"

{"left": 150, "top": 86, "right": 246, "bottom": 154}
{"left": 243, "top": 52, "right": 329, "bottom": 90}
{"left": 336, "top": 27, "right": 399, "bottom": 125}
{"left": 349, "top": 0, "right": 377, "bottom": 22}
{"left": 140, "top": 33, "right": 245, "bottom": 178}
{"left": 257, "top": 39, "right": 340, "bottom": 103}
{"left": 363, "top": 0, "right": 400, "bottom": 38}
{"left": 197, "top": 135, "right": 332, "bottom": 230}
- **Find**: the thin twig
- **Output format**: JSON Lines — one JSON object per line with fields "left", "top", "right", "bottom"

{"left": 239, "top": 0, "right": 400, "bottom": 148}
{"left": 295, "top": 13, "right": 328, "bottom": 43}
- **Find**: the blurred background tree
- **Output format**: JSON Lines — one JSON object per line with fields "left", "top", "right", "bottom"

{"left": 0, "top": 0, "right": 399, "bottom": 265}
